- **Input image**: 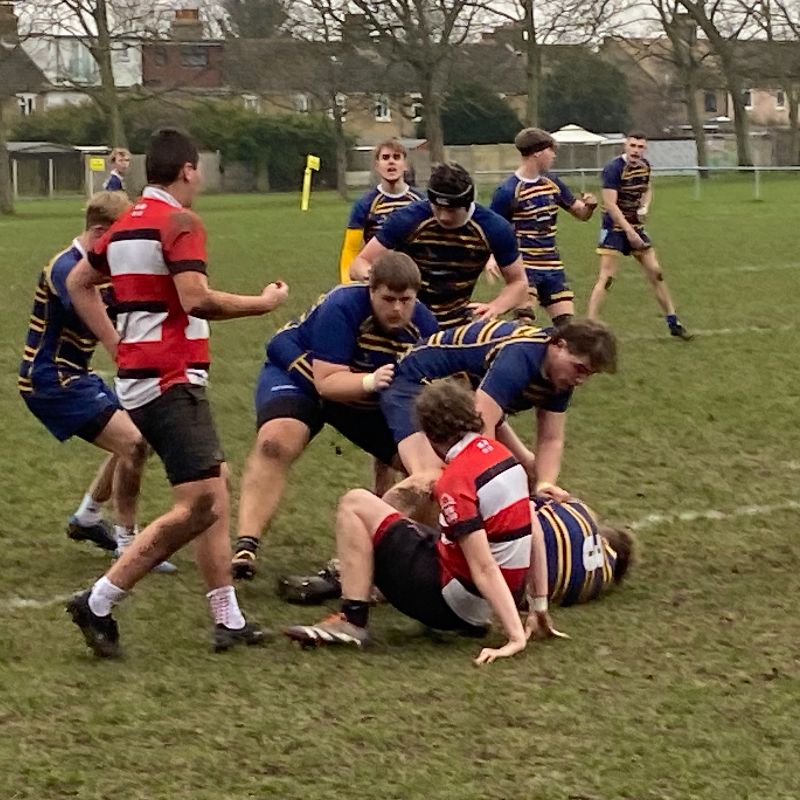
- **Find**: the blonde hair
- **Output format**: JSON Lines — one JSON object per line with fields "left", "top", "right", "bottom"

{"left": 85, "top": 191, "right": 131, "bottom": 229}
{"left": 109, "top": 147, "right": 131, "bottom": 164}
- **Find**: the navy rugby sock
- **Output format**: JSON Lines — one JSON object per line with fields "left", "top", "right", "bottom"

{"left": 341, "top": 599, "right": 370, "bottom": 628}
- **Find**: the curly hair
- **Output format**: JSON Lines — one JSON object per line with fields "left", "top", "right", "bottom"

{"left": 557, "top": 318, "right": 618, "bottom": 374}
{"left": 415, "top": 379, "right": 483, "bottom": 447}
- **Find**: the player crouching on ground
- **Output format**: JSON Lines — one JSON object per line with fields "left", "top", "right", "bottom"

{"left": 285, "top": 379, "right": 565, "bottom": 664}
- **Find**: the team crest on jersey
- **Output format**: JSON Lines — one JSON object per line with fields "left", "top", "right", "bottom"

{"left": 439, "top": 493, "right": 458, "bottom": 524}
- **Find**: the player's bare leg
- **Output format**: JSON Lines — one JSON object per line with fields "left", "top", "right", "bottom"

{"left": 587, "top": 254, "right": 618, "bottom": 319}
{"left": 635, "top": 249, "right": 692, "bottom": 340}
{"left": 233, "top": 417, "right": 311, "bottom": 579}
{"left": 397, "top": 431, "right": 444, "bottom": 476}
{"left": 545, "top": 298, "right": 574, "bottom": 327}
{"left": 87, "top": 454, "right": 117, "bottom": 505}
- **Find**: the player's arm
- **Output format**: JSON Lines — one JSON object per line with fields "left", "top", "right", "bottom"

{"left": 494, "top": 420, "right": 536, "bottom": 483}
{"left": 339, "top": 228, "right": 364, "bottom": 284}
{"left": 349, "top": 236, "right": 387, "bottom": 282}
{"left": 312, "top": 359, "right": 394, "bottom": 402}
{"left": 524, "top": 508, "right": 568, "bottom": 641}
{"left": 638, "top": 185, "right": 653, "bottom": 218}
{"left": 533, "top": 409, "right": 569, "bottom": 502}
{"left": 66, "top": 257, "right": 120, "bottom": 359}
{"left": 460, "top": 529, "right": 527, "bottom": 665}
{"left": 471, "top": 257, "right": 527, "bottom": 320}
{"left": 474, "top": 388, "right": 504, "bottom": 438}
{"left": 174, "top": 272, "right": 288, "bottom": 320}
{"left": 567, "top": 194, "right": 598, "bottom": 221}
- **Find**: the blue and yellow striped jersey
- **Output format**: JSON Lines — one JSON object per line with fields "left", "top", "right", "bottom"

{"left": 601, "top": 155, "right": 650, "bottom": 230}
{"left": 536, "top": 498, "right": 618, "bottom": 606}
{"left": 266, "top": 284, "right": 438, "bottom": 406}
{"left": 491, "top": 172, "right": 576, "bottom": 270}
{"left": 346, "top": 185, "right": 424, "bottom": 244}
{"left": 18, "top": 240, "right": 112, "bottom": 395}
{"left": 376, "top": 201, "right": 519, "bottom": 328}
{"left": 395, "top": 319, "right": 572, "bottom": 414}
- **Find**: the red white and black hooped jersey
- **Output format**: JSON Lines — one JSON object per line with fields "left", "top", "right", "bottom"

{"left": 435, "top": 433, "right": 532, "bottom": 626}
{"left": 88, "top": 186, "right": 210, "bottom": 409}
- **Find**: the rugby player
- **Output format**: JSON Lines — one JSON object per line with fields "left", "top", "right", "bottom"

{"left": 18, "top": 191, "right": 175, "bottom": 572}
{"left": 338, "top": 138, "right": 423, "bottom": 283}
{"left": 489, "top": 127, "right": 597, "bottom": 325}
{"left": 231, "top": 252, "right": 437, "bottom": 580}
{"left": 587, "top": 131, "right": 692, "bottom": 339}
{"left": 380, "top": 318, "right": 617, "bottom": 484}
{"left": 349, "top": 162, "right": 528, "bottom": 328}
{"left": 65, "top": 128, "right": 288, "bottom": 656}
{"left": 285, "top": 379, "right": 557, "bottom": 664}
{"left": 102, "top": 147, "right": 131, "bottom": 194}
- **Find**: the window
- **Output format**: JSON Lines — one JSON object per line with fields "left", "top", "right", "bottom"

{"left": 242, "top": 94, "right": 260, "bottom": 112}
{"left": 409, "top": 92, "right": 423, "bottom": 123}
{"left": 328, "top": 92, "right": 347, "bottom": 121}
{"left": 776, "top": 90, "right": 786, "bottom": 110}
{"left": 742, "top": 89, "right": 752, "bottom": 109}
{"left": 153, "top": 46, "right": 168, "bottom": 67}
{"left": 374, "top": 94, "right": 391, "bottom": 122}
{"left": 17, "top": 93, "right": 35, "bottom": 116}
{"left": 181, "top": 45, "right": 208, "bottom": 68}
{"left": 293, "top": 93, "right": 309, "bottom": 113}
{"left": 704, "top": 90, "right": 717, "bottom": 113}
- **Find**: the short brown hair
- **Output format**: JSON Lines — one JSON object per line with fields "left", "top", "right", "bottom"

{"left": 85, "top": 190, "right": 131, "bottom": 229}
{"left": 515, "top": 127, "right": 556, "bottom": 156}
{"left": 599, "top": 525, "right": 636, "bottom": 583}
{"left": 373, "top": 138, "right": 407, "bottom": 160}
{"left": 415, "top": 379, "right": 483, "bottom": 446}
{"left": 369, "top": 252, "right": 421, "bottom": 293}
{"left": 555, "top": 318, "right": 618, "bottom": 374}
{"left": 625, "top": 130, "right": 647, "bottom": 141}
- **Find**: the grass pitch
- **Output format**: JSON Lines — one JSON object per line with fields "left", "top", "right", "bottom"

{"left": 1, "top": 176, "right": 799, "bottom": 799}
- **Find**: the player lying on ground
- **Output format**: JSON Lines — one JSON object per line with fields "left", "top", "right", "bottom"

{"left": 231, "top": 252, "right": 438, "bottom": 580}
{"left": 488, "top": 127, "right": 597, "bottom": 326}
{"left": 380, "top": 318, "right": 617, "bottom": 488}
{"left": 338, "top": 138, "right": 423, "bottom": 284}
{"left": 65, "top": 128, "right": 288, "bottom": 657}
{"left": 587, "top": 131, "right": 692, "bottom": 340}
{"left": 281, "top": 475, "right": 635, "bottom": 612}
{"left": 286, "top": 378, "right": 565, "bottom": 664}
{"left": 18, "top": 191, "right": 175, "bottom": 571}
{"left": 350, "top": 162, "right": 528, "bottom": 329}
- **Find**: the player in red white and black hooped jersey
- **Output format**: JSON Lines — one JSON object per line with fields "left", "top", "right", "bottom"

{"left": 435, "top": 433, "right": 532, "bottom": 627}
{"left": 87, "top": 185, "right": 211, "bottom": 410}
{"left": 285, "top": 379, "right": 566, "bottom": 664}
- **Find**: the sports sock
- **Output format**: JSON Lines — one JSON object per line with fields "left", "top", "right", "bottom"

{"left": 74, "top": 493, "right": 103, "bottom": 526}
{"left": 234, "top": 536, "right": 259, "bottom": 555}
{"left": 114, "top": 524, "right": 136, "bottom": 552}
{"left": 666, "top": 314, "right": 678, "bottom": 327}
{"left": 88, "top": 576, "right": 127, "bottom": 617}
{"left": 207, "top": 585, "right": 246, "bottom": 629}
{"left": 341, "top": 599, "right": 370, "bottom": 628}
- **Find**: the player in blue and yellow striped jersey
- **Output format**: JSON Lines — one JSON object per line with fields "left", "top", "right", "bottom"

{"left": 18, "top": 192, "right": 175, "bottom": 571}
{"left": 587, "top": 132, "right": 692, "bottom": 340}
{"left": 338, "top": 138, "right": 423, "bottom": 283}
{"left": 232, "top": 252, "right": 438, "bottom": 579}
{"left": 349, "top": 163, "right": 528, "bottom": 328}
{"left": 533, "top": 497, "right": 633, "bottom": 609}
{"left": 489, "top": 128, "right": 597, "bottom": 326}
{"left": 380, "top": 318, "right": 617, "bottom": 497}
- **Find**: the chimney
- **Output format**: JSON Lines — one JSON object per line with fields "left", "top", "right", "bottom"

{"left": 0, "top": 2, "right": 19, "bottom": 44}
{"left": 672, "top": 12, "right": 697, "bottom": 47}
{"left": 171, "top": 8, "right": 204, "bottom": 42}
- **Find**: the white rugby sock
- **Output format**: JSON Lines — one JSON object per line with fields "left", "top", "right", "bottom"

{"left": 88, "top": 576, "right": 127, "bottom": 617}
{"left": 114, "top": 525, "right": 137, "bottom": 552}
{"left": 206, "top": 585, "right": 245, "bottom": 629}
{"left": 74, "top": 493, "right": 103, "bottom": 526}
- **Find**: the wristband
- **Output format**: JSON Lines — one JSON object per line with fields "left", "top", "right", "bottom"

{"left": 361, "top": 373, "right": 376, "bottom": 393}
{"left": 532, "top": 596, "right": 548, "bottom": 613}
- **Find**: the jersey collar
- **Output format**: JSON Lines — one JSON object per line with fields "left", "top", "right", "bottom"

{"left": 377, "top": 182, "right": 409, "bottom": 198}
{"left": 72, "top": 237, "right": 87, "bottom": 258}
{"left": 514, "top": 169, "right": 542, "bottom": 184}
{"left": 444, "top": 432, "right": 481, "bottom": 464}
{"left": 142, "top": 185, "right": 183, "bottom": 208}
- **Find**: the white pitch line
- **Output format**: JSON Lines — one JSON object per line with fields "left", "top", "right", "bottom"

{"left": 623, "top": 323, "right": 795, "bottom": 342}
{"left": 1, "top": 593, "right": 72, "bottom": 612}
{"left": 729, "top": 262, "right": 799, "bottom": 273}
{"left": 631, "top": 500, "right": 800, "bottom": 531}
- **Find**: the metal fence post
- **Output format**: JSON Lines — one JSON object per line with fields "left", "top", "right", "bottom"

{"left": 694, "top": 169, "right": 701, "bottom": 201}
{"left": 754, "top": 167, "right": 761, "bottom": 200}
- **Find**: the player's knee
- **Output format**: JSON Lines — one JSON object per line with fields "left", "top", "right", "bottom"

{"left": 338, "top": 488, "right": 374, "bottom": 516}
{"left": 256, "top": 427, "right": 304, "bottom": 465}
{"left": 184, "top": 490, "right": 219, "bottom": 534}
{"left": 119, "top": 433, "right": 148, "bottom": 470}
{"left": 603, "top": 276, "right": 614, "bottom": 291}
{"left": 552, "top": 313, "right": 573, "bottom": 328}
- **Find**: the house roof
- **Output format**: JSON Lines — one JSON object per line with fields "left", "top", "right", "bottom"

{"left": 7, "top": 141, "right": 78, "bottom": 155}
{"left": 0, "top": 41, "right": 47, "bottom": 94}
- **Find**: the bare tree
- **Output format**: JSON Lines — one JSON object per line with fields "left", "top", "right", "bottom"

{"left": 492, "top": 0, "right": 627, "bottom": 126}
{"left": 17, "top": 0, "right": 172, "bottom": 147}
{"left": 221, "top": 0, "right": 289, "bottom": 38}
{"left": 349, "top": 1, "right": 497, "bottom": 162}
{"left": 676, "top": 0, "right": 756, "bottom": 165}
